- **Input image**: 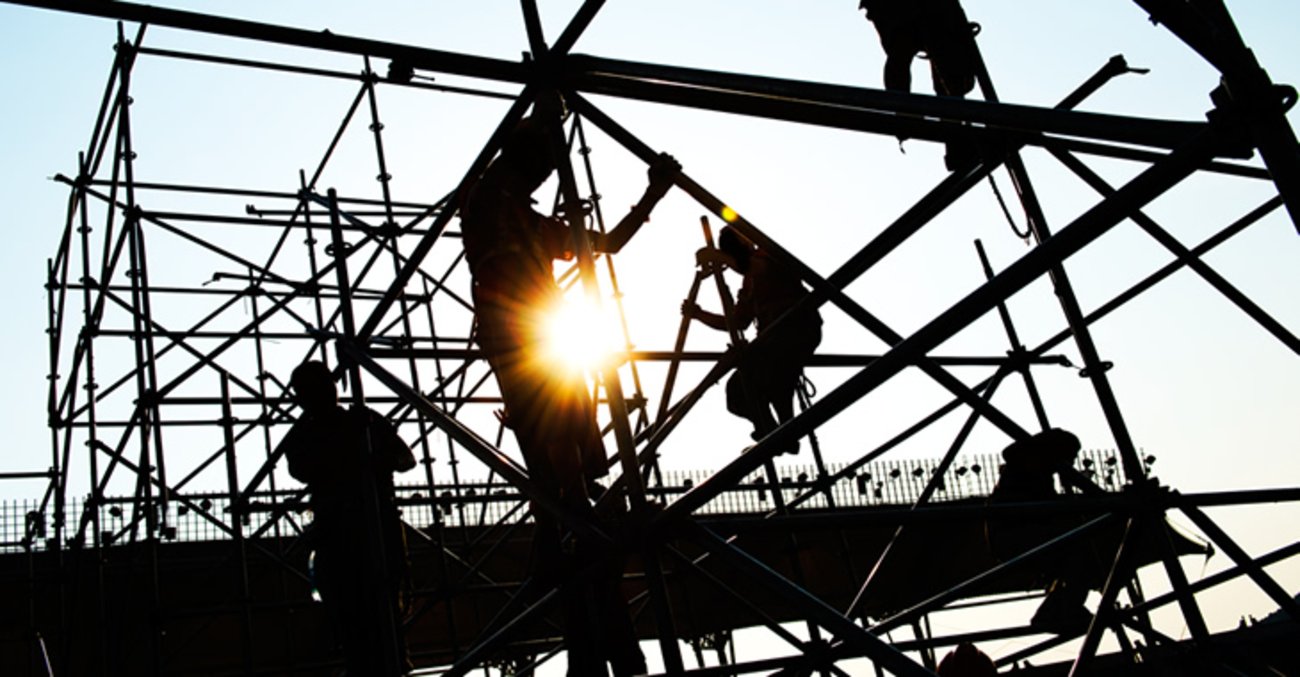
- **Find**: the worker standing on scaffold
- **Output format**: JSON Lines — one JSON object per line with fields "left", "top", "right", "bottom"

{"left": 681, "top": 226, "right": 822, "bottom": 455}
{"left": 859, "top": 0, "right": 982, "bottom": 169}
{"left": 458, "top": 98, "right": 678, "bottom": 676}
{"left": 281, "top": 360, "right": 417, "bottom": 675}
{"left": 858, "top": 0, "right": 978, "bottom": 97}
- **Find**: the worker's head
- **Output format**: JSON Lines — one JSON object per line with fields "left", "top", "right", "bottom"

{"left": 937, "top": 642, "right": 997, "bottom": 677}
{"left": 1002, "top": 428, "right": 1081, "bottom": 473}
{"left": 495, "top": 115, "right": 559, "bottom": 193}
{"left": 718, "top": 226, "right": 755, "bottom": 274}
{"left": 290, "top": 361, "right": 337, "bottom": 414}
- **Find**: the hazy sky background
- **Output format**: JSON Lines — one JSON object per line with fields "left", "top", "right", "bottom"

{"left": 0, "top": 0, "right": 1296, "bottom": 669}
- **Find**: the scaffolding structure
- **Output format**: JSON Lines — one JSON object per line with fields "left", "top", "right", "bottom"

{"left": 5, "top": 0, "right": 1300, "bottom": 675}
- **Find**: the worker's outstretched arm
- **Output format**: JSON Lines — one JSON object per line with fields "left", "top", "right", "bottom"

{"left": 592, "top": 153, "right": 680, "bottom": 253}
{"left": 681, "top": 300, "right": 729, "bottom": 332}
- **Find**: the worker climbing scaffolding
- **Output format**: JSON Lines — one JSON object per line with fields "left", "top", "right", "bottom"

{"left": 459, "top": 94, "right": 679, "bottom": 676}
{"left": 681, "top": 223, "right": 823, "bottom": 456}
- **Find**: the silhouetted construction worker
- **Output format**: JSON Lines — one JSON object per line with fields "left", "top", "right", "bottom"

{"left": 280, "top": 360, "right": 416, "bottom": 675}
{"left": 985, "top": 428, "right": 1097, "bottom": 636}
{"left": 681, "top": 226, "right": 822, "bottom": 454}
{"left": 459, "top": 106, "right": 677, "bottom": 676}
{"left": 858, "top": 0, "right": 979, "bottom": 97}
{"left": 859, "top": 0, "right": 983, "bottom": 170}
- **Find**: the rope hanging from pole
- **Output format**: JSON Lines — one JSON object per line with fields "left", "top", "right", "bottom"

{"left": 987, "top": 170, "right": 1032, "bottom": 242}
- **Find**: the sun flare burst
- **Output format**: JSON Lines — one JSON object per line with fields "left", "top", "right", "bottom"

{"left": 540, "top": 296, "right": 622, "bottom": 374}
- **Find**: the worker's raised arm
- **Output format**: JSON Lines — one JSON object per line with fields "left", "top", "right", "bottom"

{"left": 591, "top": 153, "right": 680, "bottom": 253}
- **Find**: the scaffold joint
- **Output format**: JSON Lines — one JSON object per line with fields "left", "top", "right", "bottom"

{"left": 1078, "top": 361, "right": 1114, "bottom": 378}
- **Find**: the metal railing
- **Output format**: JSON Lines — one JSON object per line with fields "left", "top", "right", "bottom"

{"left": 1, "top": 448, "right": 1146, "bottom": 552}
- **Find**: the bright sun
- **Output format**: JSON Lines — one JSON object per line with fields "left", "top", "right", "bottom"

{"left": 541, "top": 296, "right": 622, "bottom": 374}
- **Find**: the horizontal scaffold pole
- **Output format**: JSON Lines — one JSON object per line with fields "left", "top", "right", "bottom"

{"left": 3, "top": 0, "right": 527, "bottom": 83}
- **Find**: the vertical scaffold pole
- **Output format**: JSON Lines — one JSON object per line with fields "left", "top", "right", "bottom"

{"left": 221, "top": 374, "right": 255, "bottom": 674}
{"left": 970, "top": 44, "right": 1145, "bottom": 482}
{"left": 328, "top": 188, "right": 405, "bottom": 676}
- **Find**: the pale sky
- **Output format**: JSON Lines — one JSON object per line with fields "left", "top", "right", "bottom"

{"left": 0, "top": 1, "right": 1297, "bottom": 671}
